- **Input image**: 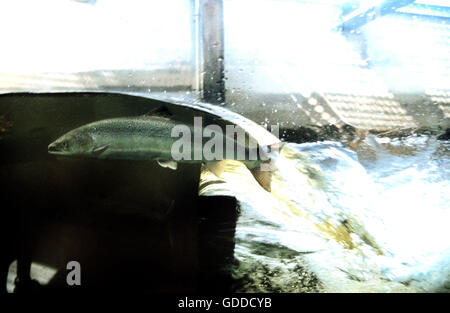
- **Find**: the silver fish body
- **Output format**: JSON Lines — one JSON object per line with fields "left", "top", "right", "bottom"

{"left": 48, "top": 114, "right": 265, "bottom": 169}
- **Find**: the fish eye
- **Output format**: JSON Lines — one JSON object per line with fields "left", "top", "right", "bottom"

{"left": 62, "top": 141, "right": 69, "bottom": 149}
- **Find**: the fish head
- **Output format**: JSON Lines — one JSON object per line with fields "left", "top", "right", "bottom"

{"left": 48, "top": 126, "right": 108, "bottom": 157}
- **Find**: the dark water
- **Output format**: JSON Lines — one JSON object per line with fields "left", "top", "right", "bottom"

{"left": 0, "top": 93, "right": 204, "bottom": 293}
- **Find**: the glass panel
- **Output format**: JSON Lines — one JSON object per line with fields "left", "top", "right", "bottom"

{"left": 223, "top": 0, "right": 450, "bottom": 131}
{"left": 0, "top": 0, "right": 197, "bottom": 97}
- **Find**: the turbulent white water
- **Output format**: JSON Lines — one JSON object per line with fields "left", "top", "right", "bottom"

{"left": 200, "top": 134, "right": 450, "bottom": 292}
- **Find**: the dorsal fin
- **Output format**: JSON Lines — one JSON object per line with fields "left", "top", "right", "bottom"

{"left": 144, "top": 106, "right": 173, "bottom": 118}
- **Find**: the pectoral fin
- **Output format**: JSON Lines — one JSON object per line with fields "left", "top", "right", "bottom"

{"left": 157, "top": 160, "right": 178, "bottom": 170}
{"left": 92, "top": 145, "right": 109, "bottom": 156}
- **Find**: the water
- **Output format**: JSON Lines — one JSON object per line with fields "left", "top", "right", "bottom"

{"left": 1, "top": 92, "right": 448, "bottom": 292}
{"left": 200, "top": 133, "right": 450, "bottom": 292}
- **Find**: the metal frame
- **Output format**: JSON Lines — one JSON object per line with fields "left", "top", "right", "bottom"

{"left": 199, "top": 0, "right": 225, "bottom": 104}
{"left": 338, "top": 0, "right": 416, "bottom": 32}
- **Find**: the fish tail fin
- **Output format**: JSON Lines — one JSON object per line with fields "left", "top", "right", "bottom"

{"left": 267, "top": 141, "right": 285, "bottom": 153}
{"left": 257, "top": 141, "right": 284, "bottom": 169}
{"left": 250, "top": 167, "right": 272, "bottom": 192}
{"left": 259, "top": 141, "right": 285, "bottom": 160}
{"left": 251, "top": 141, "right": 285, "bottom": 192}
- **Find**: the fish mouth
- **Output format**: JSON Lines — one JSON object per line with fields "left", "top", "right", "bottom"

{"left": 48, "top": 142, "right": 63, "bottom": 155}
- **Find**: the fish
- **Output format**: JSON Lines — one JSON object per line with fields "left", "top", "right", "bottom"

{"left": 48, "top": 106, "right": 283, "bottom": 173}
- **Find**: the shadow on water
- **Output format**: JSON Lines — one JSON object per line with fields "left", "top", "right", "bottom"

{"left": 0, "top": 92, "right": 238, "bottom": 293}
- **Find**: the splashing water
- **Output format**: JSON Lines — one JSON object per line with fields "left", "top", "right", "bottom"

{"left": 199, "top": 134, "right": 450, "bottom": 292}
